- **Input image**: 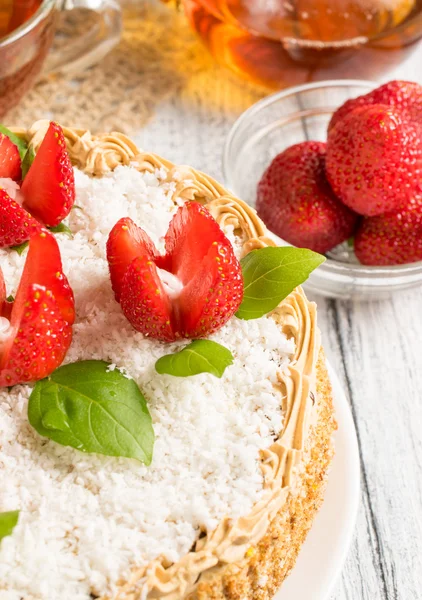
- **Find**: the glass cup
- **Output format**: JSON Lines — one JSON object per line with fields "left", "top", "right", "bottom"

{"left": 0, "top": 0, "right": 122, "bottom": 118}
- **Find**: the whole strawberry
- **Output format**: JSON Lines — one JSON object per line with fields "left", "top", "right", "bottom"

{"left": 256, "top": 141, "right": 358, "bottom": 254}
{"left": 354, "top": 199, "right": 422, "bottom": 266}
{"left": 329, "top": 80, "right": 422, "bottom": 131}
{"left": 326, "top": 105, "right": 422, "bottom": 217}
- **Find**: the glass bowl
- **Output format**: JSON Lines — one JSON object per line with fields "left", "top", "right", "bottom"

{"left": 223, "top": 79, "right": 422, "bottom": 300}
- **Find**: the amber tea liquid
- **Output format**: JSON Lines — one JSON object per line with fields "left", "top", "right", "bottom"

{"left": 183, "top": 0, "right": 422, "bottom": 87}
{"left": 0, "top": 0, "right": 41, "bottom": 37}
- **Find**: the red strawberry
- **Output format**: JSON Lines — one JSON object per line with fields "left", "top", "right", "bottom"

{"left": 256, "top": 141, "right": 358, "bottom": 254}
{"left": 107, "top": 217, "right": 158, "bottom": 302}
{"left": 0, "top": 133, "right": 21, "bottom": 181}
{"left": 326, "top": 105, "right": 422, "bottom": 217}
{"left": 354, "top": 199, "right": 422, "bottom": 266}
{"left": 0, "top": 229, "right": 75, "bottom": 387}
{"left": 120, "top": 255, "right": 174, "bottom": 342}
{"left": 107, "top": 202, "right": 243, "bottom": 342}
{"left": 329, "top": 80, "right": 422, "bottom": 131}
{"left": 0, "top": 189, "right": 41, "bottom": 247}
{"left": 21, "top": 122, "right": 75, "bottom": 227}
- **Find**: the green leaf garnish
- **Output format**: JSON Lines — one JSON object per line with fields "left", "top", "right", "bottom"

{"left": 28, "top": 360, "right": 155, "bottom": 464}
{"left": 11, "top": 241, "right": 29, "bottom": 255}
{"left": 48, "top": 222, "right": 73, "bottom": 238}
{"left": 236, "top": 247, "right": 325, "bottom": 320}
{"left": 6, "top": 295, "right": 14, "bottom": 302}
{"left": 21, "top": 146, "right": 35, "bottom": 180}
{"left": 0, "top": 510, "right": 19, "bottom": 542}
{"left": 0, "top": 125, "right": 28, "bottom": 161}
{"left": 155, "top": 340, "right": 233, "bottom": 378}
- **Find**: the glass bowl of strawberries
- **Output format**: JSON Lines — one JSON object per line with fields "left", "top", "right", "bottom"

{"left": 223, "top": 79, "right": 422, "bottom": 300}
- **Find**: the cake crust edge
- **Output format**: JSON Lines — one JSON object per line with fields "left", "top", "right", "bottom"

{"left": 189, "top": 350, "right": 336, "bottom": 600}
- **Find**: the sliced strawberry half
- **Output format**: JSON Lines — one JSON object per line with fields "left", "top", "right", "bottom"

{"left": 0, "top": 133, "right": 21, "bottom": 181}
{"left": 0, "top": 189, "right": 41, "bottom": 248}
{"left": 21, "top": 122, "right": 75, "bottom": 227}
{"left": 15, "top": 229, "right": 75, "bottom": 325}
{"left": 107, "top": 217, "right": 158, "bottom": 302}
{"left": 0, "top": 229, "right": 75, "bottom": 387}
{"left": 107, "top": 202, "right": 244, "bottom": 342}
{"left": 120, "top": 254, "right": 174, "bottom": 342}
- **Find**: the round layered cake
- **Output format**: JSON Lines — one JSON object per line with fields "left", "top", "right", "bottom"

{"left": 0, "top": 122, "right": 336, "bottom": 600}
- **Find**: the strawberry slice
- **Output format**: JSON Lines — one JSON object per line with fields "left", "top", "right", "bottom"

{"left": 120, "top": 254, "right": 174, "bottom": 342}
{"left": 21, "top": 122, "right": 75, "bottom": 227}
{"left": 0, "top": 189, "right": 41, "bottom": 248}
{"left": 0, "top": 133, "right": 21, "bottom": 181}
{"left": 107, "top": 202, "right": 243, "bottom": 342}
{"left": 0, "top": 229, "right": 74, "bottom": 387}
{"left": 107, "top": 217, "right": 158, "bottom": 302}
{"left": 15, "top": 229, "right": 75, "bottom": 326}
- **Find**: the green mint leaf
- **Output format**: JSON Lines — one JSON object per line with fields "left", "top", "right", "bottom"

{"left": 155, "top": 340, "right": 233, "bottom": 378}
{"left": 11, "top": 241, "right": 29, "bottom": 255}
{"left": 0, "top": 125, "right": 28, "bottom": 161}
{"left": 48, "top": 222, "right": 73, "bottom": 238}
{"left": 0, "top": 510, "right": 19, "bottom": 542}
{"left": 28, "top": 360, "right": 155, "bottom": 465}
{"left": 21, "top": 146, "right": 35, "bottom": 180}
{"left": 236, "top": 247, "right": 325, "bottom": 320}
{"left": 6, "top": 295, "right": 14, "bottom": 303}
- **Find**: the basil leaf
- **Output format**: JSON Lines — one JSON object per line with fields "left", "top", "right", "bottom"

{"left": 21, "top": 146, "right": 35, "bottom": 180}
{"left": 155, "top": 340, "right": 233, "bottom": 378}
{"left": 11, "top": 241, "right": 29, "bottom": 255}
{"left": 28, "top": 360, "right": 155, "bottom": 465}
{"left": 0, "top": 125, "right": 28, "bottom": 161}
{"left": 0, "top": 510, "right": 19, "bottom": 542}
{"left": 49, "top": 222, "right": 73, "bottom": 238}
{"left": 236, "top": 247, "right": 325, "bottom": 320}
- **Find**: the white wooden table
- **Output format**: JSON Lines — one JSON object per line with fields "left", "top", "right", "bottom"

{"left": 136, "top": 38, "right": 422, "bottom": 600}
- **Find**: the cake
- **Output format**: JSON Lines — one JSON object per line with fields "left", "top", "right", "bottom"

{"left": 0, "top": 121, "right": 336, "bottom": 600}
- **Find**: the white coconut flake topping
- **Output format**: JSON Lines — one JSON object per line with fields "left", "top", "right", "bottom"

{"left": 0, "top": 166, "right": 294, "bottom": 600}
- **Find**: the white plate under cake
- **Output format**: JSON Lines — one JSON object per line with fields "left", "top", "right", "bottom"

{"left": 0, "top": 122, "right": 336, "bottom": 600}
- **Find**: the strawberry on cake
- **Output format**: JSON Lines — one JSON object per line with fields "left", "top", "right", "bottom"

{"left": 0, "top": 121, "right": 336, "bottom": 600}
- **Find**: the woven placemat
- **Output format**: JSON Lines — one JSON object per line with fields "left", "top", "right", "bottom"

{"left": 6, "top": 1, "right": 212, "bottom": 132}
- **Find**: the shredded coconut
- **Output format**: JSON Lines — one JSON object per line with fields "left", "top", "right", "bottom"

{"left": 0, "top": 166, "right": 294, "bottom": 600}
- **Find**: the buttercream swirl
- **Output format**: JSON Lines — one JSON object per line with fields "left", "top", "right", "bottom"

{"left": 22, "top": 123, "right": 321, "bottom": 600}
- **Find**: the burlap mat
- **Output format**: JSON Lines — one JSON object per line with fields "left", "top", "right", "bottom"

{"left": 6, "top": 1, "right": 217, "bottom": 133}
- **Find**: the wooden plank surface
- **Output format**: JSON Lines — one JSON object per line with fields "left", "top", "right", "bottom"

{"left": 139, "top": 22, "right": 422, "bottom": 598}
